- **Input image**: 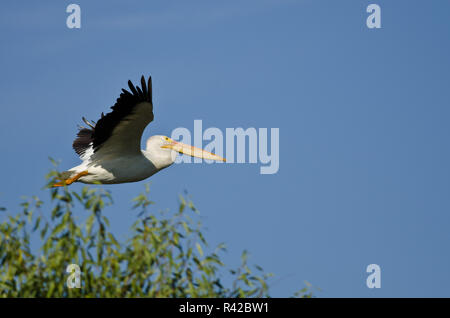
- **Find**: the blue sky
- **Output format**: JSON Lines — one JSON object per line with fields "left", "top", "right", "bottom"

{"left": 1, "top": 0, "right": 449, "bottom": 297}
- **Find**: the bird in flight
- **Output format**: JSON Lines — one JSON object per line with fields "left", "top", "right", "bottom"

{"left": 53, "top": 75, "right": 225, "bottom": 187}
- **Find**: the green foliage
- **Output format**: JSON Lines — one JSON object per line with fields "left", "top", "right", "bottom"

{"left": 0, "top": 169, "right": 311, "bottom": 298}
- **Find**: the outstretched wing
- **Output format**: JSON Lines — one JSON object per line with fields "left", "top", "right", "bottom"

{"left": 73, "top": 75, "right": 154, "bottom": 161}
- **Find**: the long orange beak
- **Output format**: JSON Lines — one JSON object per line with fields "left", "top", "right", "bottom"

{"left": 161, "top": 138, "right": 226, "bottom": 162}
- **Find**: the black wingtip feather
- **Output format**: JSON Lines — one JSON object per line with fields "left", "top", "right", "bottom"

{"left": 136, "top": 86, "right": 143, "bottom": 99}
{"left": 73, "top": 128, "right": 93, "bottom": 156}
{"left": 128, "top": 80, "right": 138, "bottom": 96}
{"left": 141, "top": 76, "right": 147, "bottom": 98}
{"left": 148, "top": 76, "right": 152, "bottom": 102}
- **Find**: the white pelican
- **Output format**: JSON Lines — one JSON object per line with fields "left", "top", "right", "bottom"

{"left": 53, "top": 76, "right": 225, "bottom": 187}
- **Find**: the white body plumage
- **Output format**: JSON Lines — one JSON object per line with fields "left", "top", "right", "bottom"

{"left": 69, "top": 136, "right": 176, "bottom": 184}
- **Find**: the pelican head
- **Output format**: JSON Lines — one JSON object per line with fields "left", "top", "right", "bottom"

{"left": 145, "top": 135, "right": 225, "bottom": 170}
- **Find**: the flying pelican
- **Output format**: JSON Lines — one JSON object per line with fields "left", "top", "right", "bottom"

{"left": 53, "top": 75, "right": 225, "bottom": 187}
